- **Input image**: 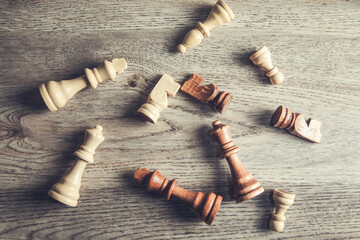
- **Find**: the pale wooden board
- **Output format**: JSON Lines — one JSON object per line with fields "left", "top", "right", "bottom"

{"left": 0, "top": 0, "right": 360, "bottom": 239}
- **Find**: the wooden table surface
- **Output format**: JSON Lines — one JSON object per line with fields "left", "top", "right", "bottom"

{"left": 1, "top": 0, "right": 359, "bottom": 239}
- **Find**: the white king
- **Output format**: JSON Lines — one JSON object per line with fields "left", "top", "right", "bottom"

{"left": 39, "top": 58, "right": 127, "bottom": 111}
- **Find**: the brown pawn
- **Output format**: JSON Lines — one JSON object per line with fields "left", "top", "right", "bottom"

{"left": 270, "top": 106, "right": 322, "bottom": 143}
{"left": 209, "top": 120, "right": 264, "bottom": 202}
{"left": 134, "top": 168, "right": 222, "bottom": 225}
{"left": 181, "top": 73, "right": 232, "bottom": 113}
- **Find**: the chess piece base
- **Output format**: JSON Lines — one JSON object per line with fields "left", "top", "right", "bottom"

{"left": 212, "top": 91, "right": 232, "bottom": 114}
{"left": 137, "top": 103, "right": 160, "bottom": 124}
{"left": 205, "top": 195, "right": 223, "bottom": 225}
{"left": 235, "top": 185, "right": 264, "bottom": 203}
{"left": 48, "top": 189, "right": 78, "bottom": 207}
{"left": 39, "top": 83, "right": 58, "bottom": 112}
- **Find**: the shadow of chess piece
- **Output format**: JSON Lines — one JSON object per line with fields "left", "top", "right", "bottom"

{"left": 177, "top": 0, "right": 235, "bottom": 53}
{"left": 209, "top": 120, "right": 264, "bottom": 202}
{"left": 48, "top": 125, "right": 105, "bottom": 207}
{"left": 250, "top": 46, "right": 284, "bottom": 85}
{"left": 134, "top": 168, "right": 223, "bottom": 225}
{"left": 39, "top": 58, "right": 127, "bottom": 112}
{"left": 137, "top": 74, "right": 180, "bottom": 124}
{"left": 181, "top": 73, "right": 232, "bottom": 113}
{"left": 270, "top": 105, "right": 322, "bottom": 143}
{"left": 269, "top": 189, "right": 295, "bottom": 232}
{"left": 16, "top": 87, "right": 48, "bottom": 111}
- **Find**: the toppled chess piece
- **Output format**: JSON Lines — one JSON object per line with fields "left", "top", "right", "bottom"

{"left": 39, "top": 58, "right": 127, "bottom": 111}
{"left": 134, "top": 168, "right": 222, "bottom": 225}
{"left": 269, "top": 189, "right": 296, "bottom": 232}
{"left": 249, "top": 46, "right": 284, "bottom": 85}
{"left": 48, "top": 125, "right": 105, "bottom": 207}
{"left": 137, "top": 74, "right": 180, "bottom": 124}
{"left": 270, "top": 106, "right": 322, "bottom": 143}
{"left": 209, "top": 120, "right": 264, "bottom": 202}
{"left": 181, "top": 73, "right": 232, "bottom": 113}
{"left": 177, "top": 0, "right": 234, "bottom": 53}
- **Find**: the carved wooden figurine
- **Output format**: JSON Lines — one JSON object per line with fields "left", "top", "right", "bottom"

{"left": 249, "top": 46, "right": 284, "bottom": 85}
{"left": 270, "top": 106, "right": 322, "bottom": 143}
{"left": 177, "top": 0, "right": 234, "bottom": 53}
{"left": 48, "top": 125, "right": 105, "bottom": 207}
{"left": 39, "top": 58, "right": 127, "bottom": 111}
{"left": 134, "top": 168, "right": 223, "bottom": 225}
{"left": 209, "top": 120, "right": 264, "bottom": 202}
{"left": 269, "top": 189, "right": 296, "bottom": 232}
{"left": 181, "top": 73, "right": 232, "bottom": 113}
{"left": 137, "top": 74, "right": 181, "bottom": 124}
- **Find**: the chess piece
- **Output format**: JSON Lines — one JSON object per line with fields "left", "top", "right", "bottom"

{"left": 39, "top": 58, "right": 127, "bottom": 111}
{"left": 137, "top": 74, "right": 181, "bottom": 124}
{"left": 134, "top": 168, "right": 223, "bottom": 225}
{"left": 249, "top": 46, "right": 284, "bottom": 85}
{"left": 177, "top": 0, "right": 234, "bottom": 53}
{"left": 269, "top": 189, "right": 295, "bottom": 232}
{"left": 48, "top": 125, "right": 105, "bottom": 207}
{"left": 181, "top": 73, "right": 232, "bottom": 113}
{"left": 209, "top": 120, "right": 264, "bottom": 202}
{"left": 270, "top": 105, "right": 322, "bottom": 143}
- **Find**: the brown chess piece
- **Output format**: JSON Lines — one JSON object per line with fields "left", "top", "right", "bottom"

{"left": 134, "top": 168, "right": 223, "bottom": 225}
{"left": 270, "top": 106, "right": 322, "bottom": 143}
{"left": 209, "top": 120, "right": 264, "bottom": 202}
{"left": 181, "top": 73, "right": 232, "bottom": 113}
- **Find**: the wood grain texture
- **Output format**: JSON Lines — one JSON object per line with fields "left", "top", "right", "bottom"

{"left": 0, "top": 0, "right": 359, "bottom": 239}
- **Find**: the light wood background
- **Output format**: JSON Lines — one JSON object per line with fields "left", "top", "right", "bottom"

{"left": 1, "top": 0, "right": 359, "bottom": 239}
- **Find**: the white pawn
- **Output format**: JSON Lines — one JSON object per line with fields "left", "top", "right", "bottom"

{"left": 137, "top": 74, "right": 180, "bottom": 124}
{"left": 48, "top": 125, "right": 105, "bottom": 207}
{"left": 39, "top": 58, "right": 127, "bottom": 112}
{"left": 249, "top": 46, "right": 284, "bottom": 85}
{"left": 269, "top": 189, "right": 296, "bottom": 232}
{"left": 177, "top": 0, "right": 234, "bottom": 53}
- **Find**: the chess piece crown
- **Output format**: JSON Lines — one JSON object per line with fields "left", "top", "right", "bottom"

{"left": 181, "top": 73, "right": 232, "bottom": 113}
{"left": 39, "top": 58, "right": 127, "bottom": 111}
{"left": 134, "top": 168, "right": 222, "bottom": 225}
{"left": 250, "top": 46, "right": 284, "bottom": 85}
{"left": 271, "top": 105, "right": 322, "bottom": 143}
{"left": 48, "top": 125, "right": 105, "bottom": 207}
{"left": 178, "top": 0, "right": 234, "bottom": 53}
{"left": 209, "top": 120, "right": 264, "bottom": 202}
{"left": 137, "top": 73, "right": 180, "bottom": 124}
{"left": 269, "top": 189, "right": 296, "bottom": 232}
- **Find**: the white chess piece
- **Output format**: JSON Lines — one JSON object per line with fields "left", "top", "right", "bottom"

{"left": 269, "top": 189, "right": 295, "bottom": 232}
{"left": 48, "top": 125, "right": 105, "bottom": 207}
{"left": 137, "top": 74, "right": 180, "bottom": 124}
{"left": 177, "top": 0, "right": 234, "bottom": 53}
{"left": 250, "top": 46, "right": 284, "bottom": 85}
{"left": 39, "top": 59, "right": 127, "bottom": 111}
